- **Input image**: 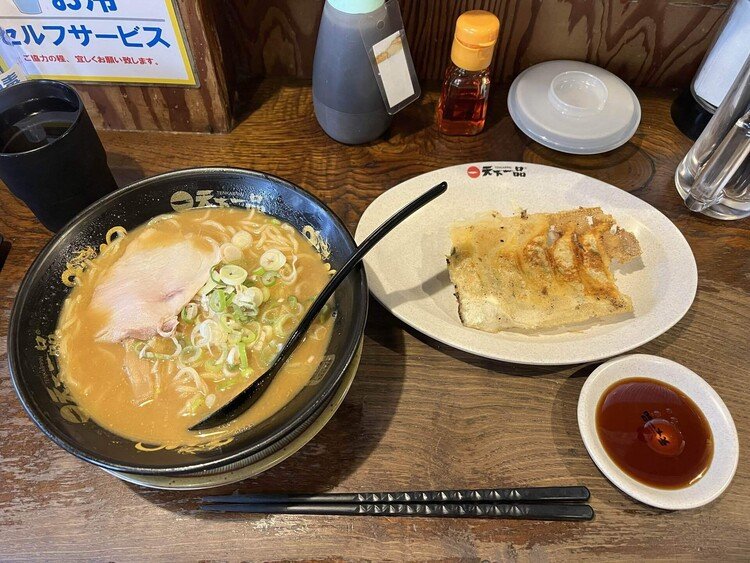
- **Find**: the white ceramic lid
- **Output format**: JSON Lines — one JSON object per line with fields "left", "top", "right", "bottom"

{"left": 578, "top": 354, "right": 739, "bottom": 510}
{"left": 508, "top": 60, "right": 641, "bottom": 154}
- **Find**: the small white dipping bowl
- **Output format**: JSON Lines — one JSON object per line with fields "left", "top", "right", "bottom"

{"left": 578, "top": 354, "right": 739, "bottom": 510}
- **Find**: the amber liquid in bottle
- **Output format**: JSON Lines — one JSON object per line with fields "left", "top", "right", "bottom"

{"left": 437, "top": 63, "right": 491, "bottom": 136}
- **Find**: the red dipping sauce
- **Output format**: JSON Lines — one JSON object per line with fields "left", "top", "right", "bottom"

{"left": 596, "top": 377, "right": 713, "bottom": 489}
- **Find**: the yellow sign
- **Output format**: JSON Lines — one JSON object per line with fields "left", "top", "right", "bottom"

{"left": 0, "top": 0, "right": 197, "bottom": 86}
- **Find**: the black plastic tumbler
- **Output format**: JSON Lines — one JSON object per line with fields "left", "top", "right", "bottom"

{"left": 0, "top": 80, "right": 117, "bottom": 231}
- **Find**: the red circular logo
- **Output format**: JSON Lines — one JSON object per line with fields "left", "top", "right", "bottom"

{"left": 467, "top": 166, "right": 480, "bottom": 179}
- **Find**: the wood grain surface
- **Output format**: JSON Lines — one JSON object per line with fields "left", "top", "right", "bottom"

{"left": 76, "top": 0, "right": 232, "bottom": 133}
{"left": 1, "top": 80, "right": 748, "bottom": 560}
{"left": 70, "top": 0, "right": 729, "bottom": 132}
{"left": 214, "top": 0, "right": 728, "bottom": 87}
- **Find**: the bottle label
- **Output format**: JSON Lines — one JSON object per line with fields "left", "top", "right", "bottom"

{"left": 372, "top": 31, "right": 414, "bottom": 109}
{"left": 360, "top": 0, "right": 420, "bottom": 114}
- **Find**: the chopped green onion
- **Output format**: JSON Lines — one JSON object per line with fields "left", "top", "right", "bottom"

{"left": 144, "top": 351, "right": 172, "bottom": 360}
{"left": 219, "top": 313, "right": 240, "bottom": 331}
{"left": 261, "top": 271, "right": 277, "bottom": 287}
{"left": 196, "top": 320, "right": 214, "bottom": 345}
{"left": 241, "top": 367, "right": 254, "bottom": 380}
{"left": 260, "top": 249, "right": 286, "bottom": 271}
{"left": 189, "top": 395, "right": 204, "bottom": 415}
{"left": 231, "top": 230, "right": 253, "bottom": 249}
{"left": 220, "top": 264, "right": 248, "bottom": 286}
{"left": 199, "top": 278, "right": 218, "bottom": 296}
{"left": 208, "top": 289, "right": 228, "bottom": 313}
{"left": 241, "top": 329, "right": 257, "bottom": 345}
{"left": 252, "top": 266, "right": 265, "bottom": 277}
{"left": 179, "top": 345, "right": 202, "bottom": 365}
{"left": 181, "top": 303, "right": 198, "bottom": 323}
{"left": 226, "top": 345, "right": 240, "bottom": 367}
{"left": 271, "top": 218, "right": 281, "bottom": 225}
{"left": 234, "top": 285, "right": 263, "bottom": 309}
{"left": 240, "top": 307, "right": 257, "bottom": 322}
{"left": 220, "top": 243, "right": 243, "bottom": 263}
{"left": 318, "top": 303, "right": 332, "bottom": 323}
{"left": 233, "top": 286, "right": 251, "bottom": 304}
{"left": 204, "top": 358, "right": 223, "bottom": 372}
{"left": 288, "top": 295, "right": 302, "bottom": 314}
{"left": 227, "top": 303, "right": 246, "bottom": 322}
{"left": 210, "top": 268, "right": 223, "bottom": 284}
{"left": 216, "top": 377, "right": 239, "bottom": 392}
{"left": 261, "top": 286, "right": 271, "bottom": 302}
{"left": 248, "top": 286, "right": 264, "bottom": 306}
{"left": 238, "top": 342, "right": 248, "bottom": 369}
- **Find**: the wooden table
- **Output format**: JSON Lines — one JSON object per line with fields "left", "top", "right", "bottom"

{"left": 1, "top": 80, "right": 748, "bottom": 560}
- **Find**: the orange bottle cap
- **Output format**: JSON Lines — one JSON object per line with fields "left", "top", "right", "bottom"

{"left": 451, "top": 10, "right": 500, "bottom": 72}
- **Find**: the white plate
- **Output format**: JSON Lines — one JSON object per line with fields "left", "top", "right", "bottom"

{"left": 355, "top": 162, "right": 697, "bottom": 365}
{"left": 578, "top": 354, "right": 739, "bottom": 509}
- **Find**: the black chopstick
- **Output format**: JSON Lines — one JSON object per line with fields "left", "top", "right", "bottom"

{"left": 203, "top": 486, "right": 590, "bottom": 505}
{"left": 201, "top": 502, "right": 594, "bottom": 521}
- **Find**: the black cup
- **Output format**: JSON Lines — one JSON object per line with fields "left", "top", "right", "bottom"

{"left": 0, "top": 80, "right": 117, "bottom": 231}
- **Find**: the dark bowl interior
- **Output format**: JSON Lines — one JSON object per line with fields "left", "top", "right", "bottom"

{"left": 8, "top": 168, "right": 368, "bottom": 475}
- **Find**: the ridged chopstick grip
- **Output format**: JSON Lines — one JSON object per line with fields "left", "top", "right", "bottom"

{"left": 203, "top": 486, "right": 590, "bottom": 504}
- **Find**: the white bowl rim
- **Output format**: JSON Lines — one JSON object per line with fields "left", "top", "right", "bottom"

{"left": 577, "top": 353, "right": 739, "bottom": 510}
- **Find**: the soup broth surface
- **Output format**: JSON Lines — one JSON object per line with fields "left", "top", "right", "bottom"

{"left": 57, "top": 207, "right": 334, "bottom": 447}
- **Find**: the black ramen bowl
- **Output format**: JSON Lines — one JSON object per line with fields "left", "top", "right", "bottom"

{"left": 8, "top": 168, "right": 368, "bottom": 475}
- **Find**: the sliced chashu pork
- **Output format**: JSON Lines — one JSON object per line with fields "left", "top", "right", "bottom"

{"left": 90, "top": 225, "right": 220, "bottom": 343}
{"left": 447, "top": 207, "right": 642, "bottom": 332}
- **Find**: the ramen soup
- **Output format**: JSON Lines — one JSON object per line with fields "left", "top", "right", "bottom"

{"left": 56, "top": 208, "right": 335, "bottom": 447}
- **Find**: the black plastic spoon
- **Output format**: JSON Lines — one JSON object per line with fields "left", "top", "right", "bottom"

{"left": 190, "top": 181, "right": 448, "bottom": 431}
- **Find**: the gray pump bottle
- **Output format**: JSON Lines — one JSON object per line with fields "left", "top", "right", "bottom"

{"left": 312, "top": 0, "right": 392, "bottom": 145}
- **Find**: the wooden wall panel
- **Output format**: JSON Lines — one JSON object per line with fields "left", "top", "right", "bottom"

{"left": 213, "top": 0, "right": 728, "bottom": 88}
{"left": 77, "top": 0, "right": 232, "bottom": 133}
{"left": 73, "top": 0, "right": 728, "bottom": 131}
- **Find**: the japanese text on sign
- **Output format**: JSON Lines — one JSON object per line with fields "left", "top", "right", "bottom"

{"left": 0, "top": 0, "right": 197, "bottom": 86}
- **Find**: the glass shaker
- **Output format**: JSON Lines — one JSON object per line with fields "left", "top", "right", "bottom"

{"left": 675, "top": 51, "right": 750, "bottom": 220}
